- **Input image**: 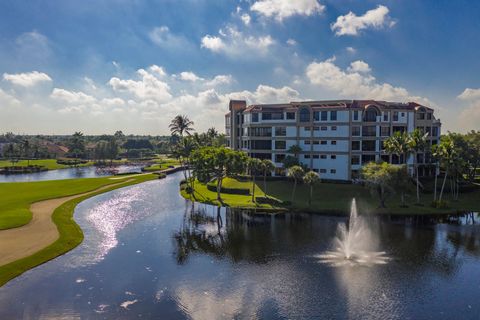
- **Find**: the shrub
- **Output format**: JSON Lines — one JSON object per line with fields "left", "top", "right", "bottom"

{"left": 206, "top": 183, "right": 250, "bottom": 195}
{"left": 431, "top": 200, "right": 449, "bottom": 209}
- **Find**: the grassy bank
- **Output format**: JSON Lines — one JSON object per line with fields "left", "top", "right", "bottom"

{"left": 0, "top": 173, "right": 157, "bottom": 286}
{"left": 143, "top": 158, "right": 180, "bottom": 172}
{"left": 181, "top": 177, "right": 480, "bottom": 215}
{"left": 0, "top": 174, "right": 153, "bottom": 230}
{"left": 0, "top": 159, "right": 93, "bottom": 170}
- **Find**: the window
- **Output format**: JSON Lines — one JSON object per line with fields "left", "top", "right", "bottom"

{"left": 352, "top": 126, "right": 360, "bottom": 136}
{"left": 362, "top": 126, "right": 376, "bottom": 137}
{"left": 351, "top": 141, "right": 360, "bottom": 150}
{"left": 286, "top": 112, "right": 295, "bottom": 120}
{"left": 330, "top": 169, "right": 336, "bottom": 174}
{"left": 275, "top": 140, "right": 286, "bottom": 150}
{"left": 312, "top": 155, "right": 319, "bottom": 159}
{"left": 251, "top": 140, "right": 272, "bottom": 150}
{"left": 275, "top": 127, "right": 286, "bottom": 136}
{"left": 305, "top": 126, "right": 311, "bottom": 131}
{"left": 353, "top": 110, "right": 359, "bottom": 121}
{"left": 275, "top": 154, "right": 285, "bottom": 162}
{"left": 417, "top": 113, "right": 425, "bottom": 120}
{"left": 299, "top": 108, "right": 310, "bottom": 122}
{"left": 262, "top": 112, "right": 284, "bottom": 120}
{"left": 427, "top": 113, "right": 432, "bottom": 120}
{"left": 426, "top": 127, "right": 432, "bottom": 136}
{"left": 401, "top": 112, "right": 405, "bottom": 117}
{"left": 332, "top": 126, "right": 337, "bottom": 131}
{"left": 393, "top": 111, "right": 399, "bottom": 121}
{"left": 252, "top": 113, "right": 259, "bottom": 122}
{"left": 313, "top": 140, "right": 319, "bottom": 145}
{"left": 320, "top": 155, "right": 327, "bottom": 159}
{"left": 393, "top": 126, "right": 406, "bottom": 134}
{"left": 320, "top": 140, "right": 327, "bottom": 145}
{"left": 381, "top": 126, "right": 390, "bottom": 136}
{"left": 304, "top": 154, "right": 310, "bottom": 159}
{"left": 383, "top": 113, "right": 388, "bottom": 121}
{"left": 364, "top": 109, "right": 378, "bottom": 122}
{"left": 313, "top": 111, "right": 320, "bottom": 121}
{"left": 330, "top": 111, "right": 337, "bottom": 121}
{"left": 320, "top": 169, "right": 327, "bottom": 173}
{"left": 313, "top": 169, "right": 319, "bottom": 173}
{"left": 305, "top": 140, "right": 311, "bottom": 145}
{"left": 362, "top": 154, "right": 376, "bottom": 163}
{"left": 321, "top": 126, "right": 328, "bottom": 131}
{"left": 351, "top": 155, "right": 360, "bottom": 165}
{"left": 432, "top": 127, "right": 439, "bottom": 137}
{"left": 313, "top": 126, "right": 320, "bottom": 131}
{"left": 331, "top": 155, "right": 336, "bottom": 159}
{"left": 249, "top": 127, "right": 272, "bottom": 136}
{"left": 331, "top": 141, "right": 337, "bottom": 145}
{"left": 321, "top": 111, "right": 328, "bottom": 121}
{"left": 362, "top": 140, "right": 376, "bottom": 151}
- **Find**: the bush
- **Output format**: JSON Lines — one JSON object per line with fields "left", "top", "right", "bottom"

{"left": 431, "top": 200, "right": 449, "bottom": 209}
{"left": 255, "top": 197, "right": 284, "bottom": 205}
{"left": 56, "top": 159, "right": 88, "bottom": 166}
{"left": 185, "top": 186, "right": 193, "bottom": 194}
{"left": 206, "top": 183, "right": 250, "bottom": 195}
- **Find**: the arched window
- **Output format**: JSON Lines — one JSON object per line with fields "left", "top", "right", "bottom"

{"left": 363, "top": 106, "right": 379, "bottom": 122}
{"left": 299, "top": 107, "right": 310, "bottom": 122}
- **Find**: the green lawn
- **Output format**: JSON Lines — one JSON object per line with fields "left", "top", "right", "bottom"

{"left": 143, "top": 158, "right": 180, "bottom": 172}
{"left": 0, "top": 173, "right": 157, "bottom": 286}
{"left": 182, "top": 177, "right": 480, "bottom": 215}
{"left": 0, "top": 174, "right": 154, "bottom": 230}
{"left": 0, "top": 159, "right": 93, "bottom": 170}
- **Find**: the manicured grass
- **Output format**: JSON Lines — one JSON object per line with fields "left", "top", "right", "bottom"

{"left": 0, "top": 173, "right": 157, "bottom": 286}
{"left": 143, "top": 158, "right": 180, "bottom": 172}
{"left": 182, "top": 177, "right": 480, "bottom": 215}
{"left": 0, "top": 175, "right": 152, "bottom": 230}
{"left": 0, "top": 159, "right": 93, "bottom": 170}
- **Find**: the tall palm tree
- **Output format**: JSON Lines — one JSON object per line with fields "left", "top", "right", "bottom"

{"left": 288, "top": 165, "right": 305, "bottom": 203}
{"left": 432, "top": 136, "right": 457, "bottom": 202}
{"left": 248, "top": 158, "right": 263, "bottom": 202}
{"left": 261, "top": 159, "right": 275, "bottom": 198}
{"left": 384, "top": 131, "right": 411, "bottom": 164}
{"left": 169, "top": 115, "right": 195, "bottom": 137}
{"left": 287, "top": 144, "right": 302, "bottom": 159}
{"left": 22, "top": 139, "right": 31, "bottom": 166}
{"left": 303, "top": 171, "right": 320, "bottom": 206}
{"left": 408, "top": 129, "right": 429, "bottom": 203}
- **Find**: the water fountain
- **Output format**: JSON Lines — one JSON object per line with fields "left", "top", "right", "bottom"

{"left": 317, "top": 198, "right": 390, "bottom": 266}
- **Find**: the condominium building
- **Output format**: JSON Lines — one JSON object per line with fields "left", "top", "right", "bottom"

{"left": 226, "top": 99, "right": 441, "bottom": 181}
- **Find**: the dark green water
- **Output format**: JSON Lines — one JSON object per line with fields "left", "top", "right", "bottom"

{"left": 0, "top": 172, "right": 479, "bottom": 319}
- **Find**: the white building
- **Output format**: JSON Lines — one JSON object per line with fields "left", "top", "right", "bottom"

{"left": 226, "top": 100, "right": 441, "bottom": 181}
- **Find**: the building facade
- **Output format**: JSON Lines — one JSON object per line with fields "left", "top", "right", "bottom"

{"left": 226, "top": 99, "right": 441, "bottom": 181}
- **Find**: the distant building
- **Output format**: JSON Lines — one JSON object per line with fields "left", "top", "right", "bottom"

{"left": 226, "top": 99, "right": 441, "bottom": 181}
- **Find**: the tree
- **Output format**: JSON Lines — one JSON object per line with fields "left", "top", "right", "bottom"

{"left": 261, "top": 159, "right": 275, "bottom": 198}
{"left": 169, "top": 115, "right": 195, "bottom": 137}
{"left": 288, "top": 165, "right": 305, "bottom": 203}
{"left": 282, "top": 155, "right": 300, "bottom": 169}
{"left": 68, "top": 132, "right": 86, "bottom": 160}
{"left": 432, "top": 135, "right": 457, "bottom": 202}
{"left": 287, "top": 144, "right": 302, "bottom": 159}
{"left": 408, "top": 129, "right": 429, "bottom": 203}
{"left": 303, "top": 171, "right": 320, "bottom": 206}
{"left": 362, "top": 162, "right": 398, "bottom": 208}
{"left": 248, "top": 158, "right": 263, "bottom": 202}
{"left": 384, "top": 131, "right": 411, "bottom": 164}
{"left": 5, "top": 143, "right": 19, "bottom": 166}
{"left": 22, "top": 139, "right": 31, "bottom": 166}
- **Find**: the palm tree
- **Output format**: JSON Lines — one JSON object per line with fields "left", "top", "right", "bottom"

{"left": 287, "top": 144, "right": 302, "bottom": 159}
{"left": 384, "top": 131, "right": 411, "bottom": 164}
{"left": 432, "top": 136, "right": 457, "bottom": 202}
{"left": 408, "top": 129, "right": 429, "bottom": 203}
{"left": 248, "top": 158, "right": 263, "bottom": 202}
{"left": 288, "top": 165, "right": 305, "bottom": 203}
{"left": 303, "top": 171, "right": 320, "bottom": 206}
{"left": 169, "top": 115, "right": 195, "bottom": 137}
{"left": 261, "top": 159, "right": 275, "bottom": 198}
{"left": 22, "top": 139, "right": 31, "bottom": 166}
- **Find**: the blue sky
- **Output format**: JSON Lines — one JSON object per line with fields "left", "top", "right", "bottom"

{"left": 0, "top": 0, "right": 479, "bottom": 134}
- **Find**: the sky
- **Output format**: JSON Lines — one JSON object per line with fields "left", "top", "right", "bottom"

{"left": 0, "top": 0, "right": 479, "bottom": 135}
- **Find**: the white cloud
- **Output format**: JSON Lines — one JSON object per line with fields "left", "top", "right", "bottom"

{"left": 201, "top": 27, "right": 275, "bottom": 57}
{"left": 286, "top": 38, "right": 297, "bottom": 46}
{"left": 178, "top": 71, "right": 204, "bottom": 82}
{"left": 149, "top": 26, "right": 190, "bottom": 49}
{"left": 229, "top": 84, "right": 300, "bottom": 104}
{"left": 241, "top": 13, "right": 251, "bottom": 25}
{"left": 0, "top": 89, "right": 20, "bottom": 106}
{"left": 149, "top": 65, "right": 166, "bottom": 77}
{"left": 331, "top": 5, "right": 395, "bottom": 36}
{"left": 251, "top": 0, "right": 325, "bottom": 21}
{"left": 50, "top": 88, "right": 96, "bottom": 104}
{"left": 347, "top": 60, "right": 371, "bottom": 73}
{"left": 108, "top": 68, "right": 172, "bottom": 102}
{"left": 3, "top": 71, "right": 52, "bottom": 87}
{"left": 346, "top": 46, "right": 356, "bottom": 54}
{"left": 306, "top": 58, "right": 429, "bottom": 103}
{"left": 205, "top": 75, "right": 233, "bottom": 87}
{"left": 458, "top": 88, "right": 480, "bottom": 101}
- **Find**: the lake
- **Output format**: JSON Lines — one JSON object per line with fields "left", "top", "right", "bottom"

{"left": 0, "top": 172, "right": 479, "bottom": 319}
{"left": 0, "top": 165, "right": 143, "bottom": 183}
